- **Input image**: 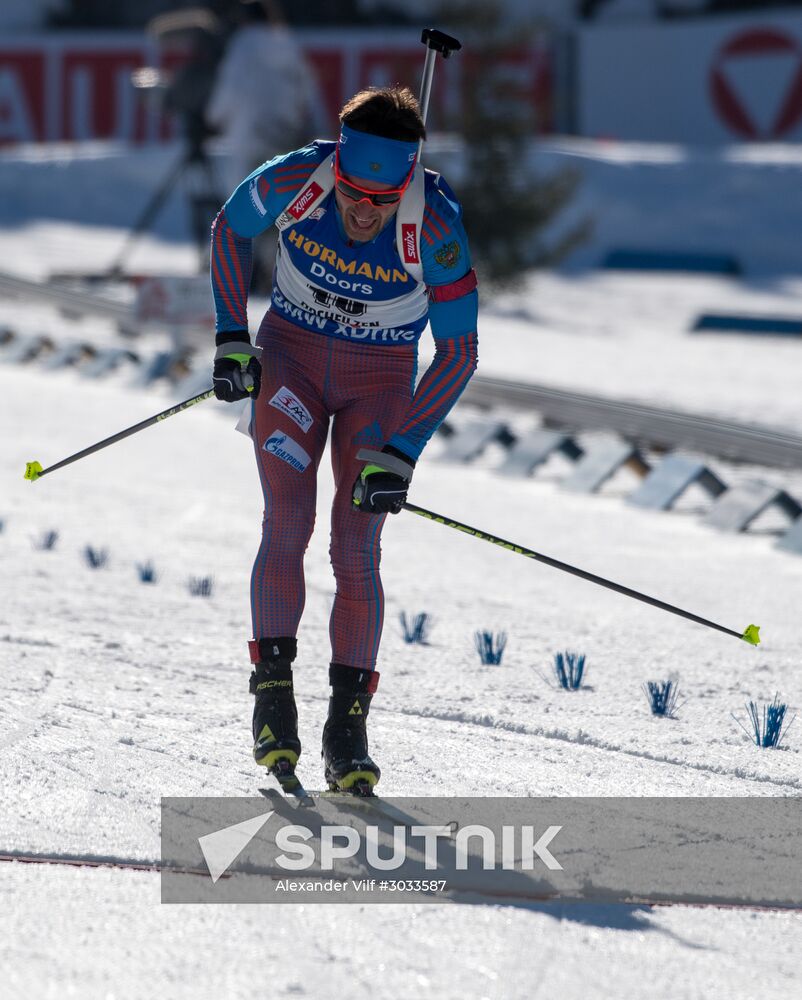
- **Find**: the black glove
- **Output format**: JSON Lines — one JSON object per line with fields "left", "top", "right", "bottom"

{"left": 213, "top": 338, "right": 262, "bottom": 402}
{"left": 352, "top": 446, "right": 415, "bottom": 515}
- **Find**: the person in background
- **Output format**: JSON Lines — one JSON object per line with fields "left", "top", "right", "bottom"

{"left": 206, "top": 0, "right": 321, "bottom": 192}
{"left": 205, "top": 0, "right": 322, "bottom": 288}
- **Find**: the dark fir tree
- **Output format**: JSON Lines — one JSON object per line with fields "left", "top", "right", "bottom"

{"left": 440, "top": 1, "right": 591, "bottom": 288}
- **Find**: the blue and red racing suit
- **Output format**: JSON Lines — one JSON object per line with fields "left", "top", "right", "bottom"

{"left": 211, "top": 140, "right": 478, "bottom": 671}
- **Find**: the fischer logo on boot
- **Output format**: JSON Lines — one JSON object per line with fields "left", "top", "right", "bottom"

{"left": 256, "top": 679, "right": 292, "bottom": 691}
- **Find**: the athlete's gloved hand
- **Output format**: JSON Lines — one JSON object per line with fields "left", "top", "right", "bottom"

{"left": 352, "top": 446, "right": 415, "bottom": 515}
{"left": 213, "top": 338, "right": 262, "bottom": 402}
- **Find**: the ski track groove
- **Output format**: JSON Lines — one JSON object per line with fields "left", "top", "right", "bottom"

{"left": 0, "top": 668, "right": 59, "bottom": 753}
{"left": 376, "top": 704, "right": 802, "bottom": 792}
{"left": 2, "top": 852, "right": 799, "bottom": 916}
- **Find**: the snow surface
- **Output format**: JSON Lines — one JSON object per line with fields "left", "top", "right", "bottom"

{"left": 3, "top": 360, "right": 801, "bottom": 1000}
{"left": 1, "top": 139, "right": 801, "bottom": 998}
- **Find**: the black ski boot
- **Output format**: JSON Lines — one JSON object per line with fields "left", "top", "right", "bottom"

{"left": 322, "top": 663, "right": 381, "bottom": 794}
{"left": 249, "top": 637, "right": 301, "bottom": 773}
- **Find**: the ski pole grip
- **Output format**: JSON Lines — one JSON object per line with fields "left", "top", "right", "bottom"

{"left": 421, "top": 28, "right": 462, "bottom": 58}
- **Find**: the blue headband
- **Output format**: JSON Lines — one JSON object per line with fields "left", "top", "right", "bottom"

{"left": 337, "top": 124, "right": 418, "bottom": 187}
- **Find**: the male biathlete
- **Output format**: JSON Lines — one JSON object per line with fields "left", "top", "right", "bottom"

{"left": 210, "top": 85, "right": 478, "bottom": 793}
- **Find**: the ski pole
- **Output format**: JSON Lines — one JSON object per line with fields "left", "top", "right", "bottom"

{"left": 402, "top": 501, "right": 761, "bottom": 645}
{"left": 24, "top": 388, "right": 215, "bottom": 482}
{"left": 417, "top": 28, "right": 462, "bottom": 159}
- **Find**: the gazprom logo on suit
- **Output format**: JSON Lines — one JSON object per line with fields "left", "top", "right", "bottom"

{"left": 263, "top": 430, "right": 311, "bottom": 472}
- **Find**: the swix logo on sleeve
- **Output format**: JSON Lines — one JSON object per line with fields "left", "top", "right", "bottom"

{"left": 401, "top": 224, "right": 419, "bottom": 264}
{"left": 269, "top": 387, "right": 313, "bottom": 433}
{"left": 263, "top": 430, "right": 311, "bottom": 472}
{"left": 289, "top": 182, "right": 323, "bottom": 220}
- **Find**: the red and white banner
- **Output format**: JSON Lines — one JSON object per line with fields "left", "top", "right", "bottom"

{"left": 578, "top": 12, "right": 802, "bottom": 143}
{"left": 0, "top": 30, "right": 553, "bottom": 146}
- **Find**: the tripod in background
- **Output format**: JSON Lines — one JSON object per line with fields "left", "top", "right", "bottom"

{"left": 106, "top": 113, "right": 222, "bottom": 278}
{"left": 106, "top": 9, "right": 227, "bottom": 278}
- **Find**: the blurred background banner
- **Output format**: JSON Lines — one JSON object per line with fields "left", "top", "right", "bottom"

{"left": 5, "top": 3, "right": 802, "bottom": 147}
{"left": 7, "top": 0, "right": 802, "bottom": 146}
{"left": 579, "top": 10, "right": 802, "bottom": 142}
{"left": 0, "top": 29, "right": 554, "bottom": 145}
